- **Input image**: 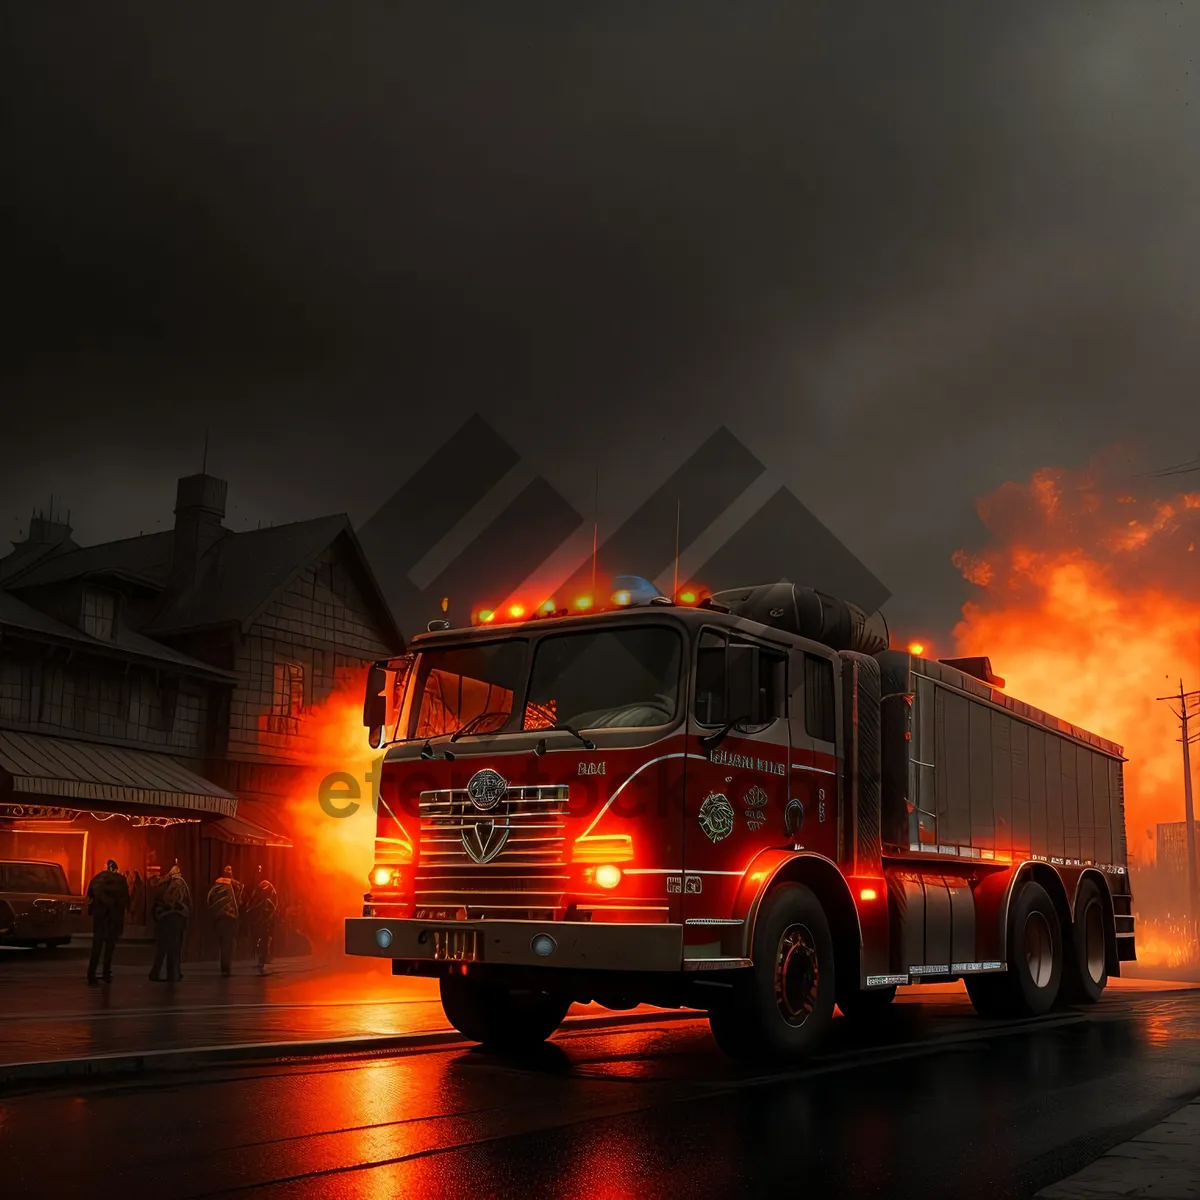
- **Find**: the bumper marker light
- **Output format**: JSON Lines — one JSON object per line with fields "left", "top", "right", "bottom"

{"left": 531, "top": 934, "right": 556, "bottom": 957}
{"left": 860, "top": 888, "right": 878, "bottom": 902}
{"left": 375, "top": 928, "right": 393, "bottom": 949}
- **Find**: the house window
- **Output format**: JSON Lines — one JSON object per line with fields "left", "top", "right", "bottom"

{"left": 81, "top": 588, "right": 116, "bottom": 641}
{"left": 272, "top": 662, "right": 305, "bottom": 718}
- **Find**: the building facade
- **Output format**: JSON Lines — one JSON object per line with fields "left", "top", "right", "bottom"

{"left": 0, "top": 475, "right": 402, "bottom": 957}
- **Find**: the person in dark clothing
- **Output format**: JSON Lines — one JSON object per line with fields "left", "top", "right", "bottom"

{"left": 246, "top": 870, "right": 279, "bottom": 975}
{"left": 86, "top": 860, "right": 130, "bottom": 984}
{"left": 207, "top": 866, "right": 240, "bottom": 977}
{"left": 150, "top": 864, "right": 191, "bottom": 982}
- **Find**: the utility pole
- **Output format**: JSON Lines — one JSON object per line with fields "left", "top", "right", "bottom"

{"left": 1158, "top": 680, "right": 1200, "bottom": 948}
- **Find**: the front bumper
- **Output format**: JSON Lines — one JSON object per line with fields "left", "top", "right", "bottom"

{"left": 345, "top": 917, "right": 684, "bottom": 973}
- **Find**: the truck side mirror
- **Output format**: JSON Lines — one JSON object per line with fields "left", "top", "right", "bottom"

{"left": 726, "top": 643, "right": 760, "bottom": 726}
{"left": 363, "top": 664, "right": 387, "bottom": 742}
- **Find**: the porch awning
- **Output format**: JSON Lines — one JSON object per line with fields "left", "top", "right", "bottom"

{"left": 204, "top": 814, "right": 292, "bottom": 848}
{"left": 0, "top": 730, "right": 238, "bottom": 817}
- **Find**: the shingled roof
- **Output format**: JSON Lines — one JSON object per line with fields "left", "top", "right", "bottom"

{"left": 143, "top": 515, "right": 395, "bottom": 636}
{"left": 2, "top": 477, "right": 404, "bottom": 653}
{"left": 0, "top": 588, "right": 235, "bottom": 679}
{"left": 6, "top": 530, "right": 174, "bottom": 590}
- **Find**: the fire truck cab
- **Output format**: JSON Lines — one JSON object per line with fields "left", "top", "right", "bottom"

{"left": 345, "top": 581, "right": 1134, "bottom": 1060}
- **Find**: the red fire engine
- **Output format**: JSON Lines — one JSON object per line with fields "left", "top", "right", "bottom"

{"left": 345, "top": 580, "right": 1136, "bottom": 1060}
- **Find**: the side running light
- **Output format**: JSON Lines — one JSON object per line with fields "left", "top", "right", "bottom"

{"left": 572, "top": 833, "right": 634, "bottom": 864}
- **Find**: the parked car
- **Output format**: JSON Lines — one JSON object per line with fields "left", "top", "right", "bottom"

{"left": 0, "top": 860, "right": 84, "bottom": 948}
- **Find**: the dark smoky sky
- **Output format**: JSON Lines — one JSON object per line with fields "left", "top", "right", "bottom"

{"left": 4, "top": 2, "right": 1200, "bottom": 639}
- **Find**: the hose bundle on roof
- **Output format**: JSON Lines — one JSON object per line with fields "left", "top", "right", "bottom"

{"left": 708, "top": 582, "right": 889, "bottom": 655}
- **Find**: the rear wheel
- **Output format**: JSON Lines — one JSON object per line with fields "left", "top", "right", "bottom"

{"left": 708, "top": 883, "right": 836, "bottom": 1062}
{"left": 1063, "top": 878, "right": 1109, "bottom": 1004}
{"left": 966, "top": 880, "right": 1063, "bottom": 1019}
{"left": 439, "top": 975, "right": 571, "bottom": 1050}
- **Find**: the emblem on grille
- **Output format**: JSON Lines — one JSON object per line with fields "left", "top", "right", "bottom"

{"left": 462, "top": 817, "right": 510, "bottom": 864}
{"left": 466, "top": 768, "right": 507, "bottom": 812}
{"left": 698, "top": 792, "right": 735, "bottom": 843}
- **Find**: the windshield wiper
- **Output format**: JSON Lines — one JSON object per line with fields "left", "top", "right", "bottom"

{"left": 449, "top": 711, "right": 512, "bottom": 742}
{"left": 547, "top": 723, "right": 596, "bottom": 751}
{"left": 699, "top": 714, "right": 753, "bottom": 752}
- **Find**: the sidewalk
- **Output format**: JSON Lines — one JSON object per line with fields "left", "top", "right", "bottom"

{"left": 1037, "top": 1095, "right": 1200, "bottom": 1198}
{"left": 0, "top": 949, "right": 451, "bottom": 1068}
{"left": 0, "top": 946, "right": 686, "bottom": 1083}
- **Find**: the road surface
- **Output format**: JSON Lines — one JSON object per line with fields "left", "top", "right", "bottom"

{"left": 3, "top": 979, "right": 1199, "bottom": 1198}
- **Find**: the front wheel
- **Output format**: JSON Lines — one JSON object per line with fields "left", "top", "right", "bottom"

{"left": 708, "top": 883, "right": 836, "bottom": 1062}
{"left": 439, "top": 975, "right": 571, "bottom": 1050}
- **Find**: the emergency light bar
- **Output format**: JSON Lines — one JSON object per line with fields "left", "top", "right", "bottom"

{"left": 469, "top": 576, "right": 708, "bottom": 626}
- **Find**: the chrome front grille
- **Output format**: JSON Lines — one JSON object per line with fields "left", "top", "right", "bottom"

{"left": 416, "top": 784, "right": 570, "bottom": 919}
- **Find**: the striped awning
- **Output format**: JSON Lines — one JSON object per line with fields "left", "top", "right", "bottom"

{"left": 0, "top": 730, "right": 237, "bottom": 817}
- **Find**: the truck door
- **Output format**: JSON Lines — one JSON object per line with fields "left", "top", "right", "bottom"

{"left": 683, "top": 628, "right": 790, "bottom": 946}
{"left": 785, "top": 648, "right": 841, "bottom": 863}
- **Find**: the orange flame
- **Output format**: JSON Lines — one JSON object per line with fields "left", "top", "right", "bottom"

{"left": 277, "top": 668, "right": 378, "bottom": 948}
{"left": 951, "top": 457, "right": 1200, "bottom": 869}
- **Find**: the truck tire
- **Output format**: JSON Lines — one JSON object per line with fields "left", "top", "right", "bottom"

{"left": 708, "top": 883, "right": 836, "bottom": 1062}
{"left": 966, "top": 880, "right": 1063, "bottom": 1019}
{"left": 1063, "top": 878, "right": 1109, "bottom": 1005}
{"left": 837, "top": 985, "right": 897, "bottom": 1020}
{"left": 439, "top": 975, "right": 571, "bottom": 1050}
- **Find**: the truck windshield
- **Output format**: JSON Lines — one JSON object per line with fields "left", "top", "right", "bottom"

{"left": 524, "top": 626, "right": 682, "bottom": 731}
{"left": 407, "top": 641, "right": 526, "bottom": 740}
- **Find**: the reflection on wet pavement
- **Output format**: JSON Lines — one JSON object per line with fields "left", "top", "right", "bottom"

{"left": 2, "top": 983, "right": 1199, "bottom": 1199}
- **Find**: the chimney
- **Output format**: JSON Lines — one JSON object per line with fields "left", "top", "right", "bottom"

{"left": 171, "top": 473, "right": 228, "bottom": 586}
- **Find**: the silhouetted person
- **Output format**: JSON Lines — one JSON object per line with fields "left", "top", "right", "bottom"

{"left": 150, "top": 864, "right": 191, "bottom": 982}
{"left": 86, "top": 859, "right": 130, "bottom": 984}
{"left": 246, "top": 869, "right": 279, "bottom": 975}
{"left": 207, "top": 866, "right": 241, "bottom": 977}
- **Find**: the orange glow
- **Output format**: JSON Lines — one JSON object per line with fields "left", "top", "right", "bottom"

{"left": 273, "top": 668, "right": 378, "bottom": 949}
{"left": 612, "top": 589, "right": 632, "bottom": 606}
{"left": 594, "top": 864, "right": 622, "bottom": 889}
{"left": 907, "top": 641, "right": 926, "bottom": 657}
{"left": 951, "top": 459, "right": 1200, "bottom": 866}
{"left": 574, "top": 595, "right": 593, "bottom": 610}
{"left": 539, "top": 599, "right": 557, "bottom": 614}
{"left": 678, "top": 590, "right": 698, "bottom": 605}
{"left": 859, "top": 887, "right": 878, "bottom": 901}
{"left": 477, "top": 608, "right": 495, "bottom": 623}
{"left": 508, "top": 603, "right": 525, "bottom": 618}
{"left": 371, "top": 867, "right": 394, "bottom": 888}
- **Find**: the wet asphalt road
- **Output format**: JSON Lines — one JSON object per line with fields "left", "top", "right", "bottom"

{"left": 3, "top": 982, "right": 1199, "bottom": 1200}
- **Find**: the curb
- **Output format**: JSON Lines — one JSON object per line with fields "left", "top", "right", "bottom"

{"left": 0, "top": 1008, "right": 699, "bottom": 1089}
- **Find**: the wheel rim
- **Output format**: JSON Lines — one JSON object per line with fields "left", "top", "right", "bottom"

{"left": 1024, "top": 911, "right": 1054, "bottom": 988}
{"left": 775, "top": 923, "right": 819, "bottom": 1026}
{"left": 1084, "top": 900, "right": 1106, "bottom": 984}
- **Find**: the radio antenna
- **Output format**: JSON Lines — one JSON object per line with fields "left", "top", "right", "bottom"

{"left": 672, "top": 498, "right": 681, "bottom": 602}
